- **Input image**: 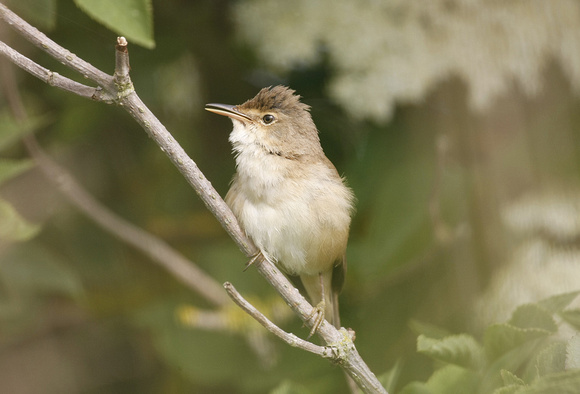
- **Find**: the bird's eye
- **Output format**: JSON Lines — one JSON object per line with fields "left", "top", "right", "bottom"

{"left": 262, "top": 114, "right": 275, "bottom": 124}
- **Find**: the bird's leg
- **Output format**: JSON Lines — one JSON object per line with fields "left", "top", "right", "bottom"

{"left": 307, "top": 273, "right": 326, "bottom": 338}
{"left": 243, "top": 250, "right": 264, "bottom": 272}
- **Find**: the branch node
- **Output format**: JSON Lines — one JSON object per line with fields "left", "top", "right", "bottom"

{"left": 46, "top": 70, "right": 58, "bottom": 86}
{"left": 112, "top": 37, "right": 133, "bottom": 102}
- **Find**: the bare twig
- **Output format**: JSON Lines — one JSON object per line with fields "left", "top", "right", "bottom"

{"left": 224, "top": 282, "right": 335, "bottom": 358}
{"left": 0, "top": 41, "right": 105, "bottom": 100}
{"left": 0, "top": 3, "right": 111, "bottom": 88}
{"left": 0, "top": 5, "right": 387, "bottom": 393}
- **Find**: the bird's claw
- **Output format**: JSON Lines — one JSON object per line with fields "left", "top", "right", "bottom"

{"left": 243, "top": 251, "right": 263, "bottom": 272}
{"left": 307, "top": 300, "right": 326, "bottom": 338}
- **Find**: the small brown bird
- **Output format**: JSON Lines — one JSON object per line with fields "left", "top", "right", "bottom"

{"left": 206, "top": 86, "right": 354, "bottom": 334}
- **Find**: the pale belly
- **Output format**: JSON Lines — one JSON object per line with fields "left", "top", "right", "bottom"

{"left": 226, "top": 174, "right": 351, "bottom": 276}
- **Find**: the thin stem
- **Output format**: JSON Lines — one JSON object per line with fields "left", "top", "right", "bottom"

{"left": 224, "top": 281, "right": 335, "bottom": 359}
{"left": 0, "top": 2, "right": 113, "bottom": 88}
{"left": 0, "top": 40, "right": 106, "bottom": 100}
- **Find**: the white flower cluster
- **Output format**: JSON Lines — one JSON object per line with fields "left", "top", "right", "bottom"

{"left": 476, "top": 238, "right": 580, "bottom": 329}
{"left": 476, "top": 190, "right": 580, "bottom": 329}
{"left": 503, "top": 191, "right": 580, "bottom": 241}
{"left": 235, "top": 0, "right": 580, "bottom": 122}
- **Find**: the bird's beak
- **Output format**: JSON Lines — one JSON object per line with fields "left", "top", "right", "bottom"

{"left": 205, "top": 103, "right": 252, "bottom": 123}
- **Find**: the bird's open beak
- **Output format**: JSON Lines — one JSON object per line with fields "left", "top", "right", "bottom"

{"left": 205, "top": 103, "right": 252, "bottom": 123}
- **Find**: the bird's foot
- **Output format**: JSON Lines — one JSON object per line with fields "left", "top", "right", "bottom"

{"left": 307, "top": 300, "right": 326, "bottom": 339}
{"left": 243, "top": 250, "right": 264, "bottom": 272}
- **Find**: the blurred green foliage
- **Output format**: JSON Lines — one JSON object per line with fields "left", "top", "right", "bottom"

{"left": 74, "top": 0, "right": 154, "bottom": 49}
{"left": 1, "top": 1, "right": 580, "bottom": 393}
{"left": 400, "top": 292, "right": 580, "bottom": 393}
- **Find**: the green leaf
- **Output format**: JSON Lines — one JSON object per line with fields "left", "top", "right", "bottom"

{"left": 484, "top": 323, "right": 551, "bottom": 361}
{"left": 519, "top": 370, "right": 580, "bottom": 393}
{"left": 425, "top": 365, "right": 479, "bottom": 394}
{"left": 399, "top": 366, "right": 480, "bottom": 394}
{"left": 535, "top": 342, "right": 567, "bottom": 376}
{"left": 0, "top": 159, "right": 34, "bottom": 186}
{"left": 417, "top": 334, "right": 485, "bottom": 370}
{"left": 566, "top": 335, "right": 580, "bottom": 370}
{"left": 509, "top": 304, "right": 558, "bottom": 332}
{"left": 492, "top": 386, "right": 526, "bottom": 394}
{"left": 481, "top": 341, "right": 541, "bottom": 394}
{"left": 560, "top": 309, "right": 580, "bottom": 330}
{"left": 377, "top": 360, "right": 402, "bottom": 393}
{"left": 501, "top": 369, "right": 525, "bottom": 386}
{"left": 74, "top": 0, "right": 155, "bottom": 48}
{"left": 537, "top": 291, "right": 580, "bottom": 314}
{"left": 0, "top": 199, "right": 40, "bottom": 242}
{"left": 409, "top": 319, "right": 452, "bottom": 339}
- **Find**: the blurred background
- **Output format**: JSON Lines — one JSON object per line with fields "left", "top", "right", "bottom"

{"left": 1, "top": 0, "right": 580, "bottom": 393}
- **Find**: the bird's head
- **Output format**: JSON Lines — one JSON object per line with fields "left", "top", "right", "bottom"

{"left": 206, "top": 86, "right": 322, "bottom": 159}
